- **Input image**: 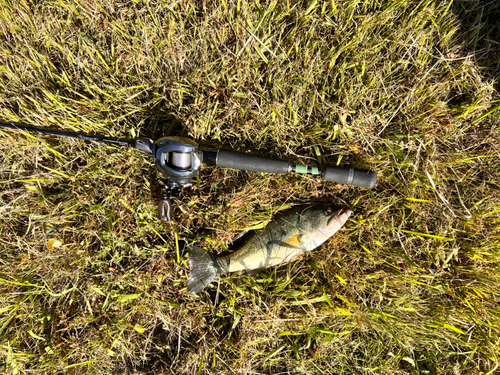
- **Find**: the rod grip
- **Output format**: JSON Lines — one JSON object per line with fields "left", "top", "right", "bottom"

{"left": 323, "top": 167, "right": 377, "bottom": 189}
{"left": 216, "top": 150, "right": 289, "bottom": 174}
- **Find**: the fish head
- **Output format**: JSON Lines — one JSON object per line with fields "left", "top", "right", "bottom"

{"left": 297, "top": 206, "right": 352, "bottom": 249}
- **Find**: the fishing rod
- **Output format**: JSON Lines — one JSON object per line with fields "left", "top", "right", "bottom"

{"left": 0, "top": 121, "right": 377, "bottom": 221}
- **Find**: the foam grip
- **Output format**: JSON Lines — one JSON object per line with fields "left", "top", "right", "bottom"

{"left": 216, "top": 150, "right": 289, "bottom": 174}
{"left": 323, "top": 167, "right": 377, "bottom": 189}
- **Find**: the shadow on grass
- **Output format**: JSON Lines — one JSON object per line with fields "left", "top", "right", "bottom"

{"left": 452, "top": 0, "right": 500, "bottom": 91}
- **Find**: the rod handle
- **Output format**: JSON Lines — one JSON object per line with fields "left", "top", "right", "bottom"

{"left": 213, "top": 150, "right": 377, "bottom": 189}
{"left": 323, "top": 167, "right": 377, "bottom": 189}
{"left": 216, "top": 150, "right": 289, "bottom": 174}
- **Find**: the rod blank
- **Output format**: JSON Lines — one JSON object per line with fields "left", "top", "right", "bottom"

{"left": 0, "top": 122, "right": 134, "bottom": 147}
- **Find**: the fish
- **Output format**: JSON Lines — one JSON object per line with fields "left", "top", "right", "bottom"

{"left": 186, "top": 205, "right": 352, "bottom": 294}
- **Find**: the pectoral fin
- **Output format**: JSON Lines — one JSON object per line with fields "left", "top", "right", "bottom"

{"left": 282, "top": 234, "right": 303, "bottom": 248}
{"left": 266, "top": 235, "right": 303, "bottom": 251}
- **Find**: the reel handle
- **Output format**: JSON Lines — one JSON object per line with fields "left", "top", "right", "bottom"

{"left": 158, "top": 182, "right": 180, "bottom": 222}
{"left": 211, "top": 150, "right": 377, "bottom": 189}
{"left": 158, "top": 196, "right": 173, "bottom": 222}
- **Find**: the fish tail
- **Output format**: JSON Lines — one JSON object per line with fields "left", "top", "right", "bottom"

{"left": 186, "top": 246, "right": 220, "bottom": 294}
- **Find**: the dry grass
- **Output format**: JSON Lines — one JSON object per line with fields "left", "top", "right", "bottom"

{"left": 0, "top": 0, "right": 499, "bottom": 374}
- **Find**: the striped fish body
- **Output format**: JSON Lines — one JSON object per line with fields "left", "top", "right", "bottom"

{"left": 187, "top": 206, "right": 352, "bottom": 294}
{"left": 217, "top": 211, "right": 322, "bottom": 273}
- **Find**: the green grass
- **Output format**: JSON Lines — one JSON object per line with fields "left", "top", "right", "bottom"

{"left": 0, "top": 0, "right": 500, "bottom": 373}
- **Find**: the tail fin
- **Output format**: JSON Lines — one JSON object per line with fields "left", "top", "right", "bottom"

{"left": 186, "top": 246, "right": 219, "bottom": 294}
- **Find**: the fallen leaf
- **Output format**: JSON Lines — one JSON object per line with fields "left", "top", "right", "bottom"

{"left": 47, "top": 239, "right": 63, "bottom": 250}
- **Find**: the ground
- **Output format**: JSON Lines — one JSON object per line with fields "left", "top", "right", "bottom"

{"left": 0, "top": 0, "right": 499, "bottom": 374}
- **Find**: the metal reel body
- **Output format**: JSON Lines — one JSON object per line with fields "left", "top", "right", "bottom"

{"left": 153, "top": 137, "right": 202, "bottom": 221}
{"left": 153, "top": 137, "right": 201, "bottom": 186}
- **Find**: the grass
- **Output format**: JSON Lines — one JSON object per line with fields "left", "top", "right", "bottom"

{"left": 0, "top": 0, "right": 499, "bottom": 373}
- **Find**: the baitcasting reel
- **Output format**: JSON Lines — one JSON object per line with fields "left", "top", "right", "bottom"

{"left": 0, "top": 122, "right": 378, "bottom": 222}
{"left": 135, "top": 136, "right": 202, "bottom": 222}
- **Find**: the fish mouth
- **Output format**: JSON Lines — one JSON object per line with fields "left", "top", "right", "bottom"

{"left": 313, "top": 207, "right": 352, "bottom": 237}
{"left": 327, "top": 207, "right": 353, "bottom": 228}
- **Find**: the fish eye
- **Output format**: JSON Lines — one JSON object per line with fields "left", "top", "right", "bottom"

{"left": 324, "top": 208, "right": 332, "bottom": 216}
